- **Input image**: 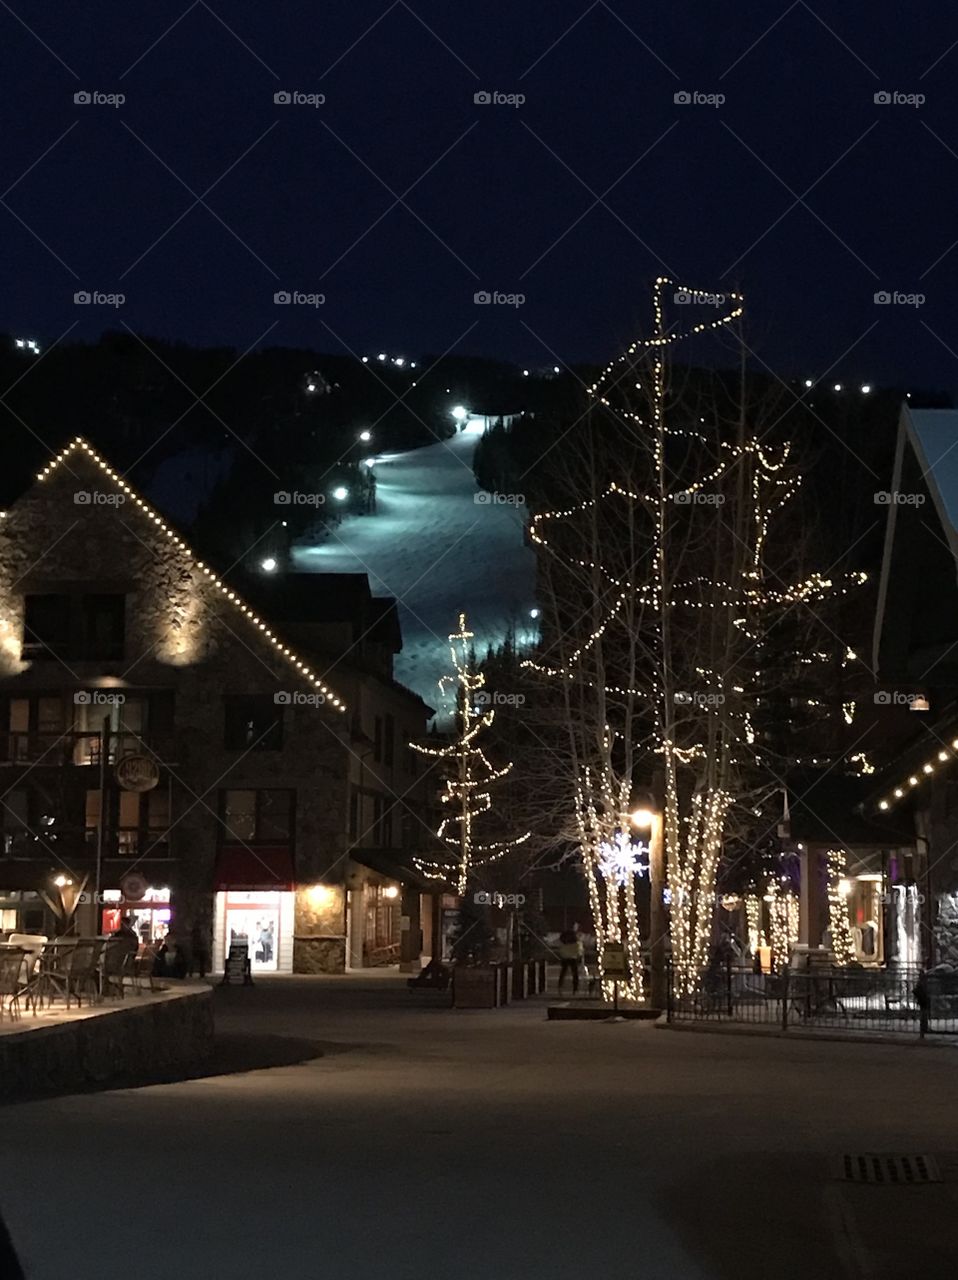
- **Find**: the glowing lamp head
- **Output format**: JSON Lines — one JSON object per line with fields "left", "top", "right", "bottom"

{"left": 359, "top": 429, "right": 371, "bottom": 442}
{"left": 332, "top": 486, "right": 349, "bottom": 501}
{"left": 861, "top": 383, "right": 872, "bottom": 394}
{"left": 451, "top": 405, "right": 468, "bottom": 422}
{"left": 804, "top": 378, "right": 813, "bottom": 388}
{"left": 260, "top": 557, "right": 277, "bottom": 573}
{"left": 630, "top": 807, "right": 655, "bottom": 829}
{"left": 383, "top": 885, "right": 399, "bottom": 899}
{"left": 530, "top": 607, "right": 540, "bottom": 619}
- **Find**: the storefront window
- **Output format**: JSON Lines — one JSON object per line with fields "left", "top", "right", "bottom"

{"left": 100, "top": 887, "right": 171, "bottom": 943}
{"left": 223, "top": 890, "right": 282, "bottom": 971}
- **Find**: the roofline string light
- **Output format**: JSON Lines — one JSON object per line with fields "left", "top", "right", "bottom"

{"left": 35, "top": 438, "right": 347, "bottom": 713}
{"left": 877, "top": 739, "right": 958, "bottom": 811}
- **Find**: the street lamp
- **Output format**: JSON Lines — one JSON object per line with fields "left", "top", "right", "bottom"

{"left": 358, "top": 429, "right": 371, "bottom": 442}
{"left": 451, "top": 405, "right": 468, "bottom": 422}
{"left": 260, "top": 557, "right": 277, "bottom": 573}
{"left": 631, "top": 788, "right": 666, "bottom": 1009}
{"left": 332, "top": 486, "right": 349, "bottom": 501}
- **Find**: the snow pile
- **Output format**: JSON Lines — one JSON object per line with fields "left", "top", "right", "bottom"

{"left": 293, "top": 418, "right": 538, "bottom": 714}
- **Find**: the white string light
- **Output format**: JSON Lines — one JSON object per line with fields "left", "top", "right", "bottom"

{"left": 32, "top": 437, "right": 347, "bottom": 711}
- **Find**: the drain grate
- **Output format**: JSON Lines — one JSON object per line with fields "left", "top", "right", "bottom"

{"left": 840, "top": 1154, "right": 942, "bottom": 1184}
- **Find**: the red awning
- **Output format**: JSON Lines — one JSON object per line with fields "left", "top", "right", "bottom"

{"left": 214, "top": 847, "right": 295, "bottom": 892}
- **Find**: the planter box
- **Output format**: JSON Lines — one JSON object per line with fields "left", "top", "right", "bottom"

{"left": 454, "top": 966, "right": 497, "bottom": 1008}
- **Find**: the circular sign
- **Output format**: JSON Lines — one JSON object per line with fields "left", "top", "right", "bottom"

{"left": 115, "top": 753, "right": 160, "bottom": 793}
{"left": 120, "top": 871, "right": 149, "bottom": 903}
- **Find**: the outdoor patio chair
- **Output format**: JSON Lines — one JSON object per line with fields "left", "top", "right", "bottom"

{"left": 62, "top": 939, "right": 104, "bottom": 1008}
{"left": 0, "top": 948, "right": 27, "bottom": 1022}
{"left": 129, "top": 946, "right": 156, "bottom": 995}
{"left": 23, "top": 939, "right": 78, "bottom": 1011}
{"left": 8, "top": 934, "right": 46, "bottom": 984}
{"left": 100, "top": 939, "right": 128, "bottom": 1000}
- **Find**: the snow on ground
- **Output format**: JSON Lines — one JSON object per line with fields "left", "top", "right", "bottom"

{"left": 293, "top": 418, "right": 538, "bottom": 715}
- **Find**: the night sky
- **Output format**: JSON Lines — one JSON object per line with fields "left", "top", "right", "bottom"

{"left": 2, "top": 1, "right": 957, "bottom": 389}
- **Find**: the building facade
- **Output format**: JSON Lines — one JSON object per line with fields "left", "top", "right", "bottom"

{"left": 0, "top": 437, "right": 438, "bottom": 973}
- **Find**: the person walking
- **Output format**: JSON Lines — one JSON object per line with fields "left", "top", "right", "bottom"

{"left": 557, "top": 923, "right": 583, "bottom": 996}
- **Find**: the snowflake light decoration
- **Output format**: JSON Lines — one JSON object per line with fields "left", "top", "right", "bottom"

{"left": 597, "top": 831, "right": 649, "bottom": 886}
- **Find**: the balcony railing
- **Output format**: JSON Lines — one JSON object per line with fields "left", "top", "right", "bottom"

{"left": 0, "top": 731, "right": 173, "bottom": 767}
{"left": 1, "top": 828, "right": 171, "bottom": 860}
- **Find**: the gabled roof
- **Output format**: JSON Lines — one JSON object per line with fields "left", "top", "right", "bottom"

{"left": 873, "top": 405, "right": 958, "bottom": 682}
{"left": 21, "top": 437, "right": 348, "bottom": 712}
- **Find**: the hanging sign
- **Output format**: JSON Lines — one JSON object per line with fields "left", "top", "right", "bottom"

{"left": 115, "top": 754, "right": 160, "bottom": 793}
{"left": 120, "top": 871, "right": 149, "bottom": 903}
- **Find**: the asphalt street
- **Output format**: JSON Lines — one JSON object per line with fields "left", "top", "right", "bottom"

{"left": 3, "top": 973, "right": 956, "bottom": 1279}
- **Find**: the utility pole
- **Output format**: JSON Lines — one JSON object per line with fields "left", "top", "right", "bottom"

{"left": 94, "top": 713, "right": 110, "bottom": 930}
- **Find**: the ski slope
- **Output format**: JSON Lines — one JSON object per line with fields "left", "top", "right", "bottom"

{"left": 293, "top": 419, "right": 538, "bottom": 715}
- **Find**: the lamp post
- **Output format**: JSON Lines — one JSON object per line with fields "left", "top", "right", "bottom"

{"left": 632, "top": 784, "right": 666, "bottom": 1009}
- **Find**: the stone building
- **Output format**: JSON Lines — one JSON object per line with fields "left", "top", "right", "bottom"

{"left": 0, "top": 437, "right": 438, "bottom": 973}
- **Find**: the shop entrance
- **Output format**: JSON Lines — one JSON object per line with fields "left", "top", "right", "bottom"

{"left": 223, "top": 890, "right": 282, "bottom": 972}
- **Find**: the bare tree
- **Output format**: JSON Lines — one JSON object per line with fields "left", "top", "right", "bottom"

{"left": 526, "top": 279, "right": 863, "bottom": 997}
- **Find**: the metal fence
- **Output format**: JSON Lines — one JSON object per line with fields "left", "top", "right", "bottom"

{"left": 666, "top": 963, "right": 958, "bottom": 1039}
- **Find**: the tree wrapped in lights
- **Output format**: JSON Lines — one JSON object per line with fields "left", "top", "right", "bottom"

{"left": 526, "top": 277, "right": 864, "bottom": 997}
{"left": 825, "top": 849, "right": 856, "bottom": 965}
{"left": 766, "top": 878, "right": 800, "bottom": 970}
{"left": 413, "top": 614, "right": 529, "bottom": 894}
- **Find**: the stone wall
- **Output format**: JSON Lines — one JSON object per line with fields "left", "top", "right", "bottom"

{"left": 293, "top": 936, "right": 346, "bottom": 973}
{"left": 0, "top": 985, "right": 213, "bottom": 1100}
{"left": 294, "top": 884, "right": 346, "bottom": 973}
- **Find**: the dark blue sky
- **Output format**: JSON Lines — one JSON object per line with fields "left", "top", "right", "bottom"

{"left": 2, "top": 1, "right": 956, "bottom": 389}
